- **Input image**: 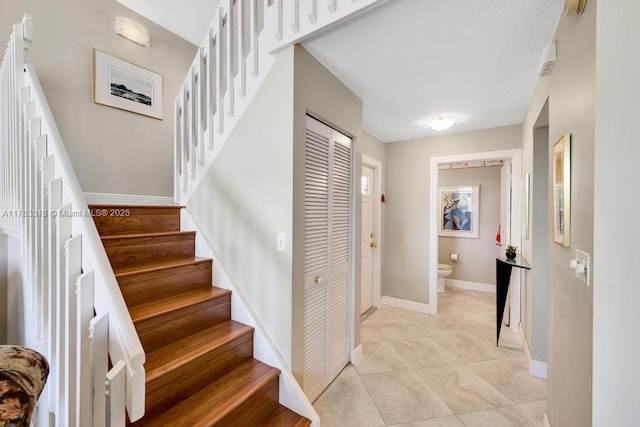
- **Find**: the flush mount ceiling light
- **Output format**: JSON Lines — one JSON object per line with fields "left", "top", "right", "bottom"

{"left": 115, "top": 17, "right": 150, "bottom": 48}
{"left": 427, "top": 116, "right": 456, "bottom": 131}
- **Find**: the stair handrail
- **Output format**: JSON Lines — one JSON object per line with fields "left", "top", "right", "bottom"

{"left": 1, "top": 15, "right": 145, "bottom": 423}
{"left": 24, "top": 64, "right": 146, "bottom": 420}
{"left": 174, "top": 0, "right": 386, "bottom": 205}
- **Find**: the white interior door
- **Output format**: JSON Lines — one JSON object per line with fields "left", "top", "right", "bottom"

{"left": 303, "top": 115, "right": 352, "bottom": 402}
{"left": 500, "top": 161, "right": 512, "bottom": 325}
{"left": 500, "top": 161, "right": 512, "bottom": 253}
{"left": 361, "top": 165, "right": 374, "bottom": 314}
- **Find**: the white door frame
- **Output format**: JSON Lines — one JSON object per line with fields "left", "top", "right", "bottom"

{"left": 429, "top": 148, "right": 522, "bottom": 332}
{"left": 362, "top": 154, "right": 382, "bottom": 310}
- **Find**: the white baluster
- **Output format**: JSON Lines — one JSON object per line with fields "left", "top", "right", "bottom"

{"left": 76, "top": 271, "right": 95, "bottom": 426}
{"left": 174, "top": 97, "right": 182, "bottom": 202}
{"left": 273, "top": 0, "right": 283, "bottom": 41}
{"left": 291, "top": 0, "right": 300, "bottom": 32}
{"left": 197, "top": 47, "right": 206, "bottom": 164}
{"left": 250, "top": 0, "right": 259, "bottom": 77}
{"left": 224, "top": 0, "right": 235, "bottom": 117}
{"left": 46, "top": 177, "right": 62, "bottom": 410}
{"left": 238, "top": 0, "right": 247, "bottom": 98}
{"left": 55, "top": 203, "right": 72, "bottom": 427}
{"left": 106, "top": 360, "right": 127, "bottom": 427}
{"left": 181, "top": 83, "right": 189, "bottom": 192}
{"left": 215, "top": 10, "right": 224, "bottom": 134}
{"left": 39, "top": 155, "right": 54, "bottom": 339}
{"left": 308, "top": 0, "right": 317, "bottom": 23}
{"left": 65, "top": 234, "right": 82, "bottom": 427}
{"left": 90, "top": 312, "right": 109, "bottom": 427}
{"left": 207, "top": 27, "right": 218, "bottom": 148}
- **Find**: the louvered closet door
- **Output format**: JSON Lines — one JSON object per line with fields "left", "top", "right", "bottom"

{"left": 303, "top": 115, "right": 352, "bottom": 402}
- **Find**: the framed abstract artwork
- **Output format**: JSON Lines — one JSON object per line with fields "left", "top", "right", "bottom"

{"left": 439, "top": 185, "right": 480, "bottom": 238}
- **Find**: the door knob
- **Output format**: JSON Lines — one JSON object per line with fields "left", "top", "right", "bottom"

{"left": 370, "top": 242, "right": 378, "bottom": 248}
{"left": 314, "top": 275, "right": 321, "bottom": 284}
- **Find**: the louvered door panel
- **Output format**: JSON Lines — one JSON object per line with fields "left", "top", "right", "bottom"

{"left": 328, "top": 271, "right": 350, "bottom": 377}
{"left": 303, "top": 115, "right": 352, "bottom": 402}
{"left": 304, "top": 128, "right": 329, "bottom": 276}
{"left": 302, "top": 281, "right": 328, "bottom": 402}
{"left": 331, "top": 135, "right": 351, "bottom": 268}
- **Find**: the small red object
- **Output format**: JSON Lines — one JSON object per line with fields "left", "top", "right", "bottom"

{"left": 496, "top": 224, "right": 501, "bottom": 245}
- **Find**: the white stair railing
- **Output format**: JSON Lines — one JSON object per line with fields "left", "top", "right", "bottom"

{"left": 175, "top": 0, "right": 386, "bottom": 205}
{"left": 0, "top": 15, "right": 145, "bottom": 426}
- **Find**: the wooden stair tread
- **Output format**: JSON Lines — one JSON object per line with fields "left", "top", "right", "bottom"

{"left": 130, "top": 287, "right": 230, "bottom": 322}
{"left": 114, "top": 256, "right": 211, "bottom": 277}
{"left": 141, "top": 360, "right": 280, "bottom": 426}
{"left": 262, "top": 405, "right": 312, "bottom": 426}
{"left": 100, "top": 230, "right": 195, "bottom": 240}
{"left": 145, "top": 320, "right": 252, "bottom": 382}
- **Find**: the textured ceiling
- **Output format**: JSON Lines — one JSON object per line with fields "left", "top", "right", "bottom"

{"left": 303, "top": 0, "right": 564, "bottom": 142}
{"left": 119, "top": 0, "right": 564, "bottom": 142}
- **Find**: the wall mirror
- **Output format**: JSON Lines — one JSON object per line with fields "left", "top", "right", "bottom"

{"left": 553, "top": 134, "right": 571, "bottom": 246}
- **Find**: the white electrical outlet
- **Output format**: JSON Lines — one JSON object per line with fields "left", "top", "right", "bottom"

{"left": 277, "top": 233, "right": 286, "bottom": 252}
{"left": 570, "top": 249, "right": 590, "bottom": 286}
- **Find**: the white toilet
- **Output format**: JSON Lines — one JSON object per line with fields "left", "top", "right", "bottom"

{"left": 437, "top": 263, "right": 453, "bottom": 293}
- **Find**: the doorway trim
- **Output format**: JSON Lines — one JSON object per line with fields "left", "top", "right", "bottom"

{"left": 362, "top": 154, "right": 382, "bottom": 310}
{"left": 428, "top": 148, "right": 522, "bottom": 330}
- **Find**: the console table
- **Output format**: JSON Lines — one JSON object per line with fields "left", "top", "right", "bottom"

{"left": 496, "top": 255, "right": 531, "bottom": 345}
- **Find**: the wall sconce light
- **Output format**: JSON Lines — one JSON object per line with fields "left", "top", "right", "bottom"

{"left": 564, "top": 0, "right": 587, "bottom": 16}
{"left": 427, "top": 116, "right": 456, "bottom": 131}
{"left": 115, "top": 17, "right": 150, "bottom": 48}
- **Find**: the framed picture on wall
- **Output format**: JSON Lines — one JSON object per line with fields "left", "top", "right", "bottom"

{"left": 93, "top": 49, "right": 163, "bottom": 119}
{"left": 439, "top": 185, "right": 480, "bottom": 238}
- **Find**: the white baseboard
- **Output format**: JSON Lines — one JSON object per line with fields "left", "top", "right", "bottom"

{"left": 381, "top": 296, "right": 430, "bottom": 314}
{"left": 523, "top": 333, "right": 548, "bottom": 379}
{"left": 543, "top": 413, "right": 551, "bottom": 427}
{"left": 529, "top": 359, "right": 548, "bottom": 380}
{"left": 83, "top": 192, "right": 175, "bottom": 206}
{"left": 351, "top": 344, "right": 363, "bottom": 365}
{"left": 445, "top": 279, "right": 496, "bottom": 293}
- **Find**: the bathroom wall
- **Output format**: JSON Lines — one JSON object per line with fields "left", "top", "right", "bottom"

{"left": 384, "top": 125, "right": 521, "bottom": 304}
{"left": 438, "top": 165, "right": 501, "bottom": 286}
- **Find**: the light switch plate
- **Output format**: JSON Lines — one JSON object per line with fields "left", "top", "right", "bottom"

{"left": 575, "top": 249, "right": 590, "bottom": 286}
{"left": 277, "top": 233, "right": 286, "bottom": 252}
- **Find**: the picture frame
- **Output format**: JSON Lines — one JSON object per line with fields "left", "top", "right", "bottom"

{"left": 93, "top": 49, "right": 163, "bottom": 119}
{"left": 439, "top": 185, "right": 480, "bottom": 238}
{"left": 553, "top": 134, "right": 571, "bottom": 246}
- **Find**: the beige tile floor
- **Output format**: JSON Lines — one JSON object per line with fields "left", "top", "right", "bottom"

{"left": 313, "top": 287, "right": 547, "bottom": 426}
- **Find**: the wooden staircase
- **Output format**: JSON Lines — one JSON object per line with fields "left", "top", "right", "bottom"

{"left": 91, "top": 205, "right": 310, "bottom": 426}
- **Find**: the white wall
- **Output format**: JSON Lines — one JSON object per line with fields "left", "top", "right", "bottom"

{"left": 291, "top": 45, "right": 363, "bottom": 378}
{"left": 520, "top": 2, "right": 595, "bottom": 424}
{"left": 438, "top": 166, "right": 501, "bottom": 286}
{"left": 384, "top": 125, "right": 521, "bottom": 304}
{"left": 1, "top": 0, "right": 196, "bottom": 197}
{"left": 187, "top": 48, "right": 296, "bottom": 366}
{"left": 593, "top": 0, "right": 640, "bottom": 424}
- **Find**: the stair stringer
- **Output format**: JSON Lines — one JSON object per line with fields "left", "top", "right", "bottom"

{"left": 180, "top": 209, "right": 320, "bottom": 426}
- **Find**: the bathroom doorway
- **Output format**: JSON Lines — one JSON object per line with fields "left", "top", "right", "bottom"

{"left": 428, "top": 149, "right": 522, "bottom": 333}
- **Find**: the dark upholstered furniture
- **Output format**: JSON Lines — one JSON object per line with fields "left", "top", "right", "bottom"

{"left": 0, "top": 346, "right": 49, "bottom": 426}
